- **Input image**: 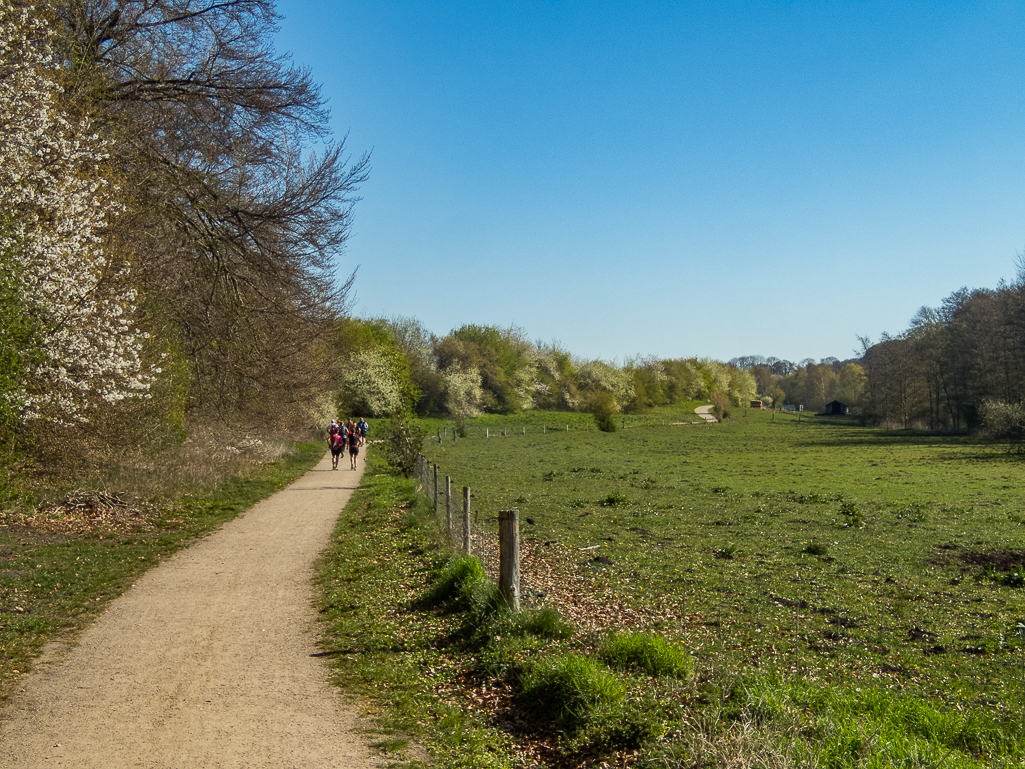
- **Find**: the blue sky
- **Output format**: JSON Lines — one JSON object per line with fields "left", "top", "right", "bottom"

{"left": 273, "top": 0, "right": 1025, "bottom": 364}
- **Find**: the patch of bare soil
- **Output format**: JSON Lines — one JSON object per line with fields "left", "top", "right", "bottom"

{"left": 6, "top": 491, "right": 156, "bottom": 535}
{"left": 521, "top": 539, "right": 689, "bottom": 633}
{"left": 0, "top": 453, "right": 401, "bottom": 769}
{"left": 934, "top": 544, "right": 1025, "bottom": 572}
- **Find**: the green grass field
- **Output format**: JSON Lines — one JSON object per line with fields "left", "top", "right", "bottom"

{"left": 417, "top": 406, "right": 1025, "bottom": 765}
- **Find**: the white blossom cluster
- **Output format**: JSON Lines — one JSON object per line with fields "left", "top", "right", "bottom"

{"left": 442, "top": 362, "right": 485, "bottom": 420}
{"left": 701, "top": 358, "right": 757, "bottom": 405}
{"left": 0, "top": 2, "right": 153, "bottom": 422}
{"left": 576, "top": 360, "right": 635, "bottom": 408}
{"left": 342, "top": 349, "right": 403, "bottom": 416}
{"left": 529, "top": 347, "right": 564, "bottom": 384}
{"left": 630, "top": 355, "right": 669, "bottom": 384}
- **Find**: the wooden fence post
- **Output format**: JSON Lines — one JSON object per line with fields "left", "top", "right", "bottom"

{"left": 462, "top": 486, "right": 471, "bottom": 554}
{"left": 432, "top": 464, "right": 438, "bottom": 515}
{"left": 445, "top": 476, "right": 452, "bottom": 540}
{"left": 499, "top": 509, "right": 520, "bottom": 611}
{"left": 437, "top": 428, "right": 441, "bottom": 444}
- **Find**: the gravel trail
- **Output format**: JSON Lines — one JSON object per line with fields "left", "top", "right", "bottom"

{"left": 0, "top": 451, "right": 384, "bottom": 768}
{"left": 695, "top": 404, "right": 718, "bottom": 423}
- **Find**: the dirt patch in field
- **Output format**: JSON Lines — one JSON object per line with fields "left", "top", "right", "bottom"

{"left": 933, "top": 544, "right": 1025, "bottom": 572}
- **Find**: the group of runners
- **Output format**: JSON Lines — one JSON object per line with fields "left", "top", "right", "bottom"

{"left": 327, "top": 418, "right": 368, "bottom": 470}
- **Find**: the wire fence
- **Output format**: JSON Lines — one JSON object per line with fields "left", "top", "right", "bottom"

{"left": 413, "top": 417, "right": 717, "bottom": 607}
{"left": 430, "top": 416, "right": 710, "bottom": 443}
{"left": 414, "top": 453, "right": 527, "bottom": 606}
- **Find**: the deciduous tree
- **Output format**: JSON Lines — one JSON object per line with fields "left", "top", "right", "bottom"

{"left": 58, "top": 0, "right": 369, "bottom": 427}
{"left": 0, "top": 1, "right": 153, "bottom": 426}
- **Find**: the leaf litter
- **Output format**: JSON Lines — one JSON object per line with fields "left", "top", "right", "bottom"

{"left": 7, "top": 491, "right": 156, "bottom": 534}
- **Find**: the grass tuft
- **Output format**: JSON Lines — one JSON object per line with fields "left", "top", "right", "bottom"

{"left": 518, "top": 654, "right": 626, "bottom": 731}
{"left": 511, "top": 606, "right": 575, "bottom": 640}
{"left": 420, "top": 554, "right": 486, "bottom": 608}
{"left": 599, "top": 631, "right": 691, "bottom": 679}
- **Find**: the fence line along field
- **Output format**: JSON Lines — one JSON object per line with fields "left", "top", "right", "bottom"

{"left": 422, "top": 407, "right": 1025, "bottom": 741}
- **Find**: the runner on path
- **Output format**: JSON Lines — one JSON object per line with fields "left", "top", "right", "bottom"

{"left": 328, "top": 423, "right": 345, "bottom": 470}
{"left": 347, "top": 423, "right": 360, "bottom": 470}
{"left": 0, "top": 450, "right": 388, "bottom": 769}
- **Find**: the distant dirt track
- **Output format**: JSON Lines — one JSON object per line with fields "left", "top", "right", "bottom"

{"left": 695, "top": 404, "right": 718, "bottom": 423}
{"left": 0, "top": 451, "right": 386, "bottom": 769}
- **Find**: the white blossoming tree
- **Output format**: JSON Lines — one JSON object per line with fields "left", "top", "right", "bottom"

{"left": 443, "top": 363, "right": 485, "bottom": 421}
{"left": 576, "top": 360, "right": 635, "bottom": 410}
{"left": 0, "top": 2, "right": 152, "bottom": 425}
{"left": 337, "top": 349, "right": 404, "bottom": 417}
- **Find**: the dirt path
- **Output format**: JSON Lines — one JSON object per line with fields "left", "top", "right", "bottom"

{"left": 695, "top": 404, "right": 718, "bottom": 423}
{"left": 0, "top": 451, "right": 386, "bottom": 769}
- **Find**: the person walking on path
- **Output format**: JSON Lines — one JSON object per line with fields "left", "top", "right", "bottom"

{"left": 328, "top": 423, "right": 345, "bottom": 470}
{"left": 347, "top": 422, "right": 361, "bottom": 470}
{"left": 0, "top": 452, "right": 388, "bottom": 769}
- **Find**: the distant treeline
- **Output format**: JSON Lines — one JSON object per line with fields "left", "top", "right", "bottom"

{"left": 730, "top": 270, "right": 1025, "bottom": 436}
{"left": 858, "top": 275, "right": 1025, "bottom": 432}
{"left": 727, "top": 355, "right": 865, "bottom": 415}
{"left": 333, "top": 318, "right": 860, "bottom": 423}
{"left": 334, "top": 318, "right": 763, "bottom": 420}
{"left": 340, "top": 284, "right": 1025, "bottom": 439}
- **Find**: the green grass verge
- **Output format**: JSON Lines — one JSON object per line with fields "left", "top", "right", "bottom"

{"left": 0, "top": 440, "right": 326, "bottom": 700}
{"left": 314, "top": 451, "right": 515, "bottom": 768}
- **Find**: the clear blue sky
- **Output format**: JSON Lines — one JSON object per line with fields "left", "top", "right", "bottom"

{"left": 273, "top": 0, "right": 1025, "bottom": 364}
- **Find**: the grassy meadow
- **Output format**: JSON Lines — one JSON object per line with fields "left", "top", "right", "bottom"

{"left": 411, "top": 405, "right": 1025, "bottom": 765}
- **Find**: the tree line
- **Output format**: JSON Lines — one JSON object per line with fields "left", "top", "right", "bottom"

{"left": 729, "top": 267, "right": 1025, "bottom": 440}
{"left": 334, "top": 317, "right": 773, "bottom": 424}
{"left": 858, "top": 269, "right": 1025, "bottom": 436}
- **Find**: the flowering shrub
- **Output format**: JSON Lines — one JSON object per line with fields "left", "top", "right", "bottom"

{"left": 577, "top": 360, "right": 635, "bottom": 410}
{"left": 381, "top": 410, "right": 425, "bottom": 478}
{"left": 443, "top": 362, "right": 485, "bottom": 420}
{"left": 0, "top": 3, "right": 152, "bottom": 423}
{"left": 980, "top": 398, "right": 1025, "bottom": 452}
{"left": 337, "top": 349, "right": 404, "bottom": 416}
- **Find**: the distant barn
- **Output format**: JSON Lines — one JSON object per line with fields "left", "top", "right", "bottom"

{"left": 825, "top": 400, "right": 849, "bottom": 416}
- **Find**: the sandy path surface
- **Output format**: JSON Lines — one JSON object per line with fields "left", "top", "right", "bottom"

{"left": 0, "top": 451, "right": 385, "bottom": 769}
{"left": 695, "top": 404, "right": 718, "bottom": 423}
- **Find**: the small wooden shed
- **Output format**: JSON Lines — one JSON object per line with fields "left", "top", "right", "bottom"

{"left": 825, "top": 400, "right": 849, "bottom": 416}
{"left": 749, "top": 399, "right": 763, "bottom": 409}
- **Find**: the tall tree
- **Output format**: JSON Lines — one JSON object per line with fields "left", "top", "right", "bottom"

{"left": 57, "top": 0, "right": 369, "bottom": 427}
{"left": 0, "top": 1, "right": 152, "bottom": 426}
